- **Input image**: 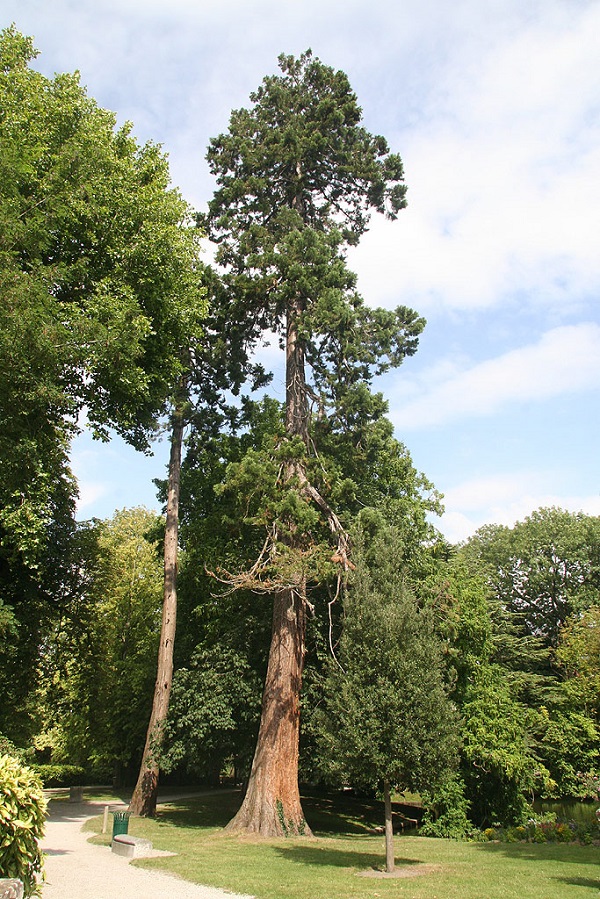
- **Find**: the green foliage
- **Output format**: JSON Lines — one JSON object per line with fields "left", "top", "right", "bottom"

{"left": 0, "top": 737, "right": 33, "bottom": 766}
{"left": 0, "top": 755, "right": 47, "bottom": 897}
{"left": 34, "top": 508, "right": 164, "bottom": 779}
{"left": 202, "top": 48, "right": 428, "bottom": 585}
{"left": 32, "top": 764, "right": 85, "bottom": 787}
{"left": 557, "top": 605, "right": 600, "bottom": 719}
{"left": 534, "top": 706, "right": 599, "bottom": 798}
{"left": 464, "top": 508, "right": 600, "bottom": 647}
{"left": 206, "top": 49, "right": 406, "bottom": 244}
{"left": 460, "top": 666, "right": 549, "bottom": 826}
{"left": 459, "top": 512, "right": 600, "bottom": 805}
{"left": 418, "top": 551, "right": 551, "bottom": 828}
{"left": 0, "top": 26, "right": 205, "bottom": 744}
{"left": 0, "top": 26, "right": 204, "bottom": 446}
{"left": 315, "top": 519, "right": 460, "bottom": 796}
{"left": 420, "top": 774, "right": 471, "bottom": 839}
{"left": 162, "top": 646, "right": 262, "bottom": 781}
{"left": 419, "top": 554, "right": 495, "bottom": 700}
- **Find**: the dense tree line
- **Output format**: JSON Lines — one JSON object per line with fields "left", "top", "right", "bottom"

{"left": 1, "top": 28, "right": 598, "bottom": 839}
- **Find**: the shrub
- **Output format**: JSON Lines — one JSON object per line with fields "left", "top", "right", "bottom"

{"left": 0, "top": 754, "right": 47, "bottom": 897}
{"left": 420, "top": 775, "right": 471, "bottom": 839}
{"left": 0, "top": 736, "right": 34, "bottom": 765}
{"left": 32, "top": 764, "right": 85, "bottom": 787}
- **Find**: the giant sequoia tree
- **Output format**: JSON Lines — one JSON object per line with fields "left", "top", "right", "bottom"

{"left": 204, "top": 51, "right": 425, "bottom": 836}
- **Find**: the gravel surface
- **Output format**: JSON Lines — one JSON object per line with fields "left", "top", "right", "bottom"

{"left": 41, "top": 799, "right": 254, "bottom": 899}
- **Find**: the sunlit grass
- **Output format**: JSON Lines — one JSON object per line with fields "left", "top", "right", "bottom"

{"left": 83, "top": 790, "right": 599, "bottom": 899}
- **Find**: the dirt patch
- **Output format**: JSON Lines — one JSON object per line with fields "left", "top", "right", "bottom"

{"left": 357, "top": 863, "right": 442, "bottom": 879}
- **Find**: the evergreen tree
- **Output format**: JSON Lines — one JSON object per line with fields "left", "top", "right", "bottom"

{"left": 316, "top": 517, "right": 459, "bottom": 871}
{"left": 203, "top": 50, "right": 425, "bottom": 835}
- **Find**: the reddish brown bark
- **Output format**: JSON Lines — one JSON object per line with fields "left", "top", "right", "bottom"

{"left": 226, "top": 291, "right": 312, "bottom": 836}
{"left": 129, "top": 403, "right": 183, "bottom": 817}
{"left": 225, "top": 585, "right": 311, "bottom": 835}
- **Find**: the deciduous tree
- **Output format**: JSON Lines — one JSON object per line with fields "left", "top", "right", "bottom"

{"left": 0, "top": 26, "right": 205, "bottom": 749}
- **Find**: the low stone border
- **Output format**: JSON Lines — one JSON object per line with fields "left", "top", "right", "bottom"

{"left": 111, "top": 835, "right": 154, "bottom": 859}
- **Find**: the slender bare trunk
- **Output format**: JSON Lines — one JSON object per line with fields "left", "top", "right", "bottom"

{"left": 129, "top": 402, "right": 183, "bottom": 816}
{"left": 384, "top": 779, "right": 395, "bottom": 873}
{"left": 226, "top": 292, "right": 311, "bottom": 836}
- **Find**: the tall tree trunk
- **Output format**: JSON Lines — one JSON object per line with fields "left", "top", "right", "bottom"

{"left": 383, "top": 779, "right": 395, "bottom": 873}
{"left": 129, "top": 401, "right": 183, "bottom": 816}
{"left": 225, "top": 585, "right": 311, "bottom": 835}
{"left": 226, "top": 294, "right": 312, "bottom": 836}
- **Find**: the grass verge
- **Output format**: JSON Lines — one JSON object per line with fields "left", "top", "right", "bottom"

{"left": 83, "top": 789, "right": 599, "bottom": 899}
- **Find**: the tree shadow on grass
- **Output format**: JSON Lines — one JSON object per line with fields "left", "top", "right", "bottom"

{"left": 301, "top": 790, "right": 421, "bottom": 837}
{"left": 553, "top": 877, "right": 599, "bottom": 891}
{"left": 272, "top": 843, "right": 422, "bottom": 872}
{"left": 155, "top": 790, "right": 243, "bottom": 830}
{"left": 473, "top": 841, "right": 597, "bottom": 864}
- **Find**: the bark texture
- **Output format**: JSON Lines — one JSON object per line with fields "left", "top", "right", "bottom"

{"left": 129, "top": 404, "right": 183, "bottom": 816}
{"left": 225, "top": 586, "right": 311, "bottom": 835}
{"left": 226, "top": 296, "right": 313, "bottom": 836}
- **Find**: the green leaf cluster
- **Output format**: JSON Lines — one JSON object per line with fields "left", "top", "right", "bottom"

{"left": 33, "top": 509, "right": 164, "bottom": 781}
{"left": 0, "top": 754, "right": 46, "bottom": 897}
{"left": 162, "top": 646, "right": 262, "bottom": 781}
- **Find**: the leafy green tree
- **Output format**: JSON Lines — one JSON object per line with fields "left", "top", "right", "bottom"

{"left": 459, "top": 667, "right": 548, "bottom": 826}
{"left": 534, "top": 706, "right": 598, "bottom": 798}
{"left": 557, "top": 605, "right": 600, "bottom": 720}
{"left": 316, "top": 518, "right": 459, "bottom": 871}
{"left": 35, "top": 508, "right": 163, "bottom": 781}
{"left": 421, "top": 554, "right": 551, "bottom": 827}
{"left": 459, "top": 510, "right": 600, "bottom": 805}
{"left": 464, "top": 509, "right": 600, "bottom": 647}
{"left": 0, "top": 25, "right": 205, "bottom": 757}
{"left": 161, "top": 646, "right": 262, "bottom": 783}
{"left": 203, "top": 49, "right": 425, "bottom": 836}
{"left": 537, "top": 606, "right": 600, "bottom": 796}
{"left": 0, "top": 485, "right": 86, "bottom": 744}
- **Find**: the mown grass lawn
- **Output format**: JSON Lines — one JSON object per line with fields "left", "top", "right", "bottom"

{"left": 84, "top": 789, "right": 599, "bottom": 899}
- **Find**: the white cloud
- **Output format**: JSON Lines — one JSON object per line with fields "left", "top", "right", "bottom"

{"left": 350, "top": 2, "right": 600, "bottom": 313}
{"left": 438, "top": 471, "right": 600, "bottom": 543}
{"left": 390, "top": 322, "right": 600, "bottom": 430}
{"left": 75, "top": 481, "right": 108, "bottom": 515}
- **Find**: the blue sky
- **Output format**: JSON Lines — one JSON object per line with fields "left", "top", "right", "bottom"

{"left": 4, "top": 0, "right": 599, "bottom": 542}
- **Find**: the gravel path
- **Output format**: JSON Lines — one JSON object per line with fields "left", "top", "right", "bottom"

{"left": 41, "top": 798, "right": 254, "bottom": 899}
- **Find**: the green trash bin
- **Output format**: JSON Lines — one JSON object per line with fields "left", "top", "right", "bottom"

{"left": 112, "top": 811, "right": 130, "bottom": 838}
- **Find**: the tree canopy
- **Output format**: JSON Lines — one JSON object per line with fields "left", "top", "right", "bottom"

{"left": 316, "top": 518, "right": 459, "bottom": 868}
{"left": 0, "top": 25, "right": 205, "bottom": 744}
